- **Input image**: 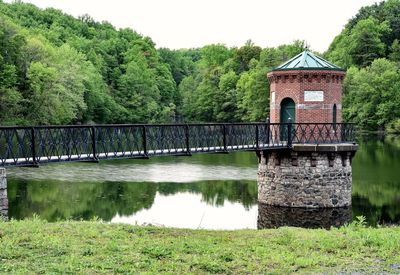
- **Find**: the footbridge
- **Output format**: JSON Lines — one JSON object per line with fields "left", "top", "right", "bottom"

{"left": 0, "top": 122, "right": 355, "bottom": 167}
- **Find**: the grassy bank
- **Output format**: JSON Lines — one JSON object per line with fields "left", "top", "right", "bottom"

{"left": 0, "top": 218, "right": 399, "bottom": 274}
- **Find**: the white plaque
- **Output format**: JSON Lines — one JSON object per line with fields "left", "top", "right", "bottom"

{"left": 304, "top": 91, "right": 324, "bottom": 102}
{"left": 271, "top": 91, "right": 275, "bottom": 103}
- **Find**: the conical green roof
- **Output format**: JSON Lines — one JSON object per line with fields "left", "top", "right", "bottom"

{"left": 273, "top": 50, "right": 344, "bottom": 71}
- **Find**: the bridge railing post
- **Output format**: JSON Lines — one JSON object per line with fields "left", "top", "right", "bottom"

{"left": 255, "top": 124, "right": 259, "bottom": 150}
{"left": 185, "top": 124, "right": 191, "bottom": 156}
{"left": 265, "top": 118, "right": 270, "bottom": 147}
{"left": 91, "top": 126, "right": 98, "bottom": 161}
{"left": 30, "top": 127, "right": 38, "bottom": 166}
{"left": 287, "top": 118, "right": 293, "bottom": 147}
{"left": 222, "top": 124, "right": 227, "bottom": 152}
{"left": 142, "top": 125, "right": 148, "bottom": 157}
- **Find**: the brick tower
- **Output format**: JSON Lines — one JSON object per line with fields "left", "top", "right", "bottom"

{"left": 267, "top": 50, "right": 345, "bottom": 124}
{"left": 257, "top": 50, "right": 358, "bottom": 212}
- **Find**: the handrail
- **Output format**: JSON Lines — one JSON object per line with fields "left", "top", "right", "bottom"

{"left": 0, "top": 123, "right": 356, "bottom": 167}
{"left": 0, "top": 122, "right": 356, "bottom": 129}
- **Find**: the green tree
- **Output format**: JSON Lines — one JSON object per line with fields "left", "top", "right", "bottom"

{"left": 236, "top": 64, "right": 269, "bottom": 121}
{"left": 343, "top": 58, "right": 400, "bottom": 130}
{"left": 326, "top": 17, "right": 390, "bottom": 68}
{"left": 325, "top": 29, "right": 354, "bottom": 69}
{"left": 179, "top": 76, "right": 198, "bottom": 121}
{"left": 233, "top": 40, "right": 261, "bottom": 73}
{"left": 0, "top": 89, "right": 23, "bottom": 123}
{"left": 117, "top": 56, "right": 160, "bottom": 123}
{"left": 215, "top": 70, "right": 239, "bottom": 121}
{"left": 199, "top": 44, "right": 232, "bottom": 68}
{"left": 327, "top": 0, "right": 400, "bottom": 69}
{"left": 158, "top": 48, "right": 194, "bottom": 86}
{"left": 389, "top": 39, "right": 400, "bottom": 63}
{"left": 349, "top": 17, "right": 390, "bottom": 67}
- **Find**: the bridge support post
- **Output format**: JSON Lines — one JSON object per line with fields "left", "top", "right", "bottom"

{"left": 0, "top": 168, "right": 8, "bottom": 221}
{"left": 257, "top": 144, "right": 358, "bottom": 208}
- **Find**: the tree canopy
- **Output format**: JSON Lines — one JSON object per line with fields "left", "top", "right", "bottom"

{"left": 0, "top": 1, "right": 178, "bottom": 125}
{"left": 326, "top": 0, "right": 400, "bottom": 132}
{"left": 0, "top": 0, "right": 399, "bottom": 132}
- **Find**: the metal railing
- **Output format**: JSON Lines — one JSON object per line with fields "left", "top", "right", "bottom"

{"left": 0, "top": 122, "right": 356, "bottom": 167}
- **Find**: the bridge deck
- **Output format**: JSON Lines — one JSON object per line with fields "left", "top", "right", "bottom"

{"left": 0, "top": 123, "right": 355, "bottom": 167}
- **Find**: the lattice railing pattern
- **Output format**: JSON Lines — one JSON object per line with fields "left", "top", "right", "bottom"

{"left": 0, "top": 123, "right": 356, "bottom": 167}
{"left": 35, "top": 127, "right": 93, "bottom": 163}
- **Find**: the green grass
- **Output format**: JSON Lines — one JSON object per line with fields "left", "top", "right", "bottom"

{"left": 0, "top": 217, "right": 399, "bottom": 274}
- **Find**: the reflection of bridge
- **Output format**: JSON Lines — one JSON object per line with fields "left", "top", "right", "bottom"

{"left": 0, "top": 123, "right": 356, "bottom": 167}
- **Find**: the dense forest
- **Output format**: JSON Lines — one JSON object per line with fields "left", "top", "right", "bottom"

{"left": 326, "top": 0, "right": 400, "bottom": 132}
{"left": 0, "top": 0, "right": 399, "bottom": 132}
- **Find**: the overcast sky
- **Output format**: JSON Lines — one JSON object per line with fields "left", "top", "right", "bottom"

{"left": 4, "top": 0, "right": 379, "bottom": 52}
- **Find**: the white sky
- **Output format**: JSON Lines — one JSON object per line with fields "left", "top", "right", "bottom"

{"left": 4, "top": 0, "right": 379, "bottom": 52}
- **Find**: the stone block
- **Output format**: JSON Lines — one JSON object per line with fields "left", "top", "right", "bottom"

{"left": 258, "top": 147, "right": 356, "bottom": 208}
{"left": 316, "top": 145, "right": 336, "bottom": 152}
{"left": 0, "top": 168, "right": 6, "bottom": 190}
{"left": 292, "top": 144, "right": 317, "bottom": 152}
{"left": 336, "top": 144, "right": 358, "bottom": 152}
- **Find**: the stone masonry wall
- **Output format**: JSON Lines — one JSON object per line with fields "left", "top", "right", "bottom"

{"left": 257, "top": 148, "right": 354, "bottom": 208}
{"left": 0, "top": 168, "right": 8, "bottom": 220}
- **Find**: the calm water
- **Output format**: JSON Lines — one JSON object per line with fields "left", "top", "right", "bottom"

{"left": 2, "top": 135, "right": 400, "bottom": 229}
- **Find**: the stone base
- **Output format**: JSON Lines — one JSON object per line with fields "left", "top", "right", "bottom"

{"left": 257, "top": 203, "right": 352, "bottom": 229}
{"left": 0, "top": 168, "right": 8, "bottom": 221}
{"left": 257, "top": 144, "right": 358, "bottom": 208}
{"left": 0, "top": 198, "right": 7, "bottom": 221}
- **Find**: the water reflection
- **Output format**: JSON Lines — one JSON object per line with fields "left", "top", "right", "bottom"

{"left": 257, "top": 204, "right": 352, "bottom": 229}
{"left": 351, "top": 135, "right": 400, "bottom": 226}
{"left": 7, "top": 153, "right": 257, "bottom": 183}
{"left": 352, "top": 195, "right": 400, "bottom": 226}
{"left": 4, "top": 136, "right": 400, "bottom": 228}
{"left": 7, "top": 179, "right": 257, "bottom": 223}
{"left": 8, "top": 163, "right": 257, "bottom": 183}
{"left": 112, "top": 192, "right": 257, "bottom": 230}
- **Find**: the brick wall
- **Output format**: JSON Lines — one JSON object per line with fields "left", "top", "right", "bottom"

{"left": 267, "top": 70, "right": 345, "bottom": 124}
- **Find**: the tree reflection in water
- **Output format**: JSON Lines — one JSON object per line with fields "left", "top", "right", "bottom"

{"left": 4, "top": 135, "right": 400, "bottom": 228}
{"left": 7, "top": 179, "right": 257, "bottom": 222}
{"left": 351, "top": 135, "right": 400, "bottom": 225}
